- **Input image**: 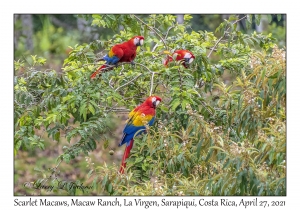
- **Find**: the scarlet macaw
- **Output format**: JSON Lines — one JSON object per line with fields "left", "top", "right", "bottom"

{"left": 118, "top": 96, "right": 162, "bottom": 174}
{"left": 163, "top": 49, "right": 195, "bottom": 68}
{"left": 90, "top": 36, "right": 144, "bottom": 79}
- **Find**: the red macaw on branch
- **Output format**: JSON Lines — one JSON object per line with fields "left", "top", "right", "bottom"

{"left": 90, "top": 36, "right": 144, "bottom": 79}
{"left": 163, "top": 49, "right": 195, "bottom": 68}
{"left": 118, "top": 96, "right": 162, "bottom": 174}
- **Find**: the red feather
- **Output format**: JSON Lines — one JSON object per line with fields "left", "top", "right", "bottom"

{"left": 90, "top": 65, "right": 109, "bottom": 79}
{"left": 164, "top": 49, "right": 195, "bottom": 68}
{"left": 119, "top": 139, "right": 134, "bottom": 174}
{"left": 118, "top": 96, "right": 162, "bottom": 174}
{"left": 91, "top": 36, "right": 144, "bottom": 79}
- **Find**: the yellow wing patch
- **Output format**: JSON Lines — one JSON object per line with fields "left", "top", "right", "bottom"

{"left": 128, "top": 110, "right": 153, "bottom": 126}
{"left": 108, "top": 49, "right": 115, "bottom": 57}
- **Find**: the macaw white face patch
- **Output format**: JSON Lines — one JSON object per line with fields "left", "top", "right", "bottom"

{"left": 151, "top": 97, "right": 160, "bottom": 107}
{"left": 134, "top": 37, "right": 139, "bottom": 45}
{"left": 184, "top": 53, "right": 192, "bottom": 59}
{"left": 134, "top": 37, "right": 144, "bottom": 46}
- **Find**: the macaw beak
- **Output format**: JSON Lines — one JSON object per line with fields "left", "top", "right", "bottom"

{"left": 153, "top": 100, "right": 160, "bottom": 108}
{"left": 189, "top": 57, "right": 194, "bottom": 64}
{"left": 137, "top": 39, "right": 144, "bottom": 46}
{"left": 184, "top": 58, "right": 190, "bottom": 65}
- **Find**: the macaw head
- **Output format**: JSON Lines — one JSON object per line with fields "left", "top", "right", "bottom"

{"left": 172, "top": 49, "right": 195, "bottom": 68}
{"left": 183, "top": 51, "right": 195, "bottom": 67}
{"left": 132, "top": 36, "right": 144, "bottom": 46}
{"left": 145, "top": 96, "right": 162, "bottom": 109}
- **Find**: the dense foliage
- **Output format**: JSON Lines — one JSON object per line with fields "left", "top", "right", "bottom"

{"left": 14, "top": 14, "right": 285, "bottom": 195}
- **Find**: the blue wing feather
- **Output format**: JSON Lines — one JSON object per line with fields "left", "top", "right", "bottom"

{"left": 148, "top": 117, "right": 155, "bottom": 126}
{"left": 119, "top": 117, "right": 155, "bottom": 147}
{"left": 103, "top": 54, "right": 120, "bottom": 65}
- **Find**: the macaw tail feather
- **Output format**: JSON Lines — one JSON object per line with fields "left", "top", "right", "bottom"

{"left": 90, "top": 64, "right": 108, "bottom": 79}
{"left": 163, "top": 55, "right": 173, "bottom": 67}
{"left": 119, "top": 139, "right": 134, "bottom": 174}
{"left": 163, "top": 57, "right": 168, "bottom": 67}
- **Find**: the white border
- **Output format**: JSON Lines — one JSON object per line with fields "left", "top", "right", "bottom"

{"left": 2, "top": 0, "right": 298, "bottom": 209}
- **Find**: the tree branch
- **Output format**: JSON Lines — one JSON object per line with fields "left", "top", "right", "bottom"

{"left": 109, "top": 65, "right": 125, "bottom": 89}
{"left": 39, "top": 159, "right": 62, "bottom": 188}
{"left": 194, "top": 89, "right": 213, "bottom": 115}
{"left": 132, "top": 62, "right": 155, "bottom": 74}
{"left": 132, "top": 15, "right": 168, "bottom": 50}
{"left": 63, "top": 62, "right": 107, "bottom": 72}
{"left": 149, "top": 72, "right": 155, "bottom": 96}
{"left": 207, "top": 15, "right": 247, "bottom": 58}
{"left": 165, "top": 26, "right": 175, "bottom": 40}
{"left": 115, "top": 73, "right": 142, "bottom": 91}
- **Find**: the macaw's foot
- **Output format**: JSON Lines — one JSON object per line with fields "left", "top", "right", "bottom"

{"left": 131, "top": 61, "right": 136, "bottom": 67}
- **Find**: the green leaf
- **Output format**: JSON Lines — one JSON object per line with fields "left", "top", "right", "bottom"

{"left": 87, "top": 169, "right": 94, "bottom": 178}
{"left": 63, "top": 154, "right": 71, "bottom": 163}
{"left": 88, "top": 104, "right": 95, "bottom": 115}
{"left": 196, "top": 139, "right": 204, "bottom": 159}
{"left": 171, "top": 98, "right": 181, "bottom": 111}
{"left": 277, "top": 14, "right": 282, "bottom": 21}
{"left": 267, "top": 14, "right": 273, "bottom": 23}
{"left": 181, "top": 99, "right": 190, "bottom": 110}
{"left": 159, "top": 104, "right": 169, "bottom": 113}
{"left": 15, "top": 140, "right": 22, "bottom": 151}
{"left": 107, "top": 183, "right": 113, "bottom": 194}
{"left": 205, "top": 148, "right": 213, "bottom": 162}
{"left": 255, "top": 14, "right": 261, "bottom": 26}
{"left": 102, "top": 175, "right": 108, "bottom": 187}
{"left": 54, "top": 131, "right": 60, "bottom": 141}
{"left": 135, "top": 157, "right": 144, "bottom": 163}
{"left": 246, "top": 15, "right": 253, "bottom": 24}
{"left": 103, "top": 139, "right": 109, "bottom": 149}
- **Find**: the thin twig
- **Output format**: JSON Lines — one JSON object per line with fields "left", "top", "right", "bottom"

{"left": 165, "top": 26, "right": 175, "bottom": 40}
{"left": 177, "top": 68, "right": 183, "bottom": 95}
{"left": 132, "top": 15, "right": 168, "bottom": 49}
{"left": 108, "top": 78, "right": 114, "bottom": 89}
{"left": 115, "top": 73, "right": 142, "bottom": 91}
{"left": 109, "top": 65, "right": 125, "bottom": 89}
{"left": 152, "top": 43, "right": 158, "bottom": 53}
{"left": 207, "top": 15, "right": 247, "bottom": 58}
{"left": 106, "top": 107, "right": 131, "bottom": 115}
{"left": 105, "top": 103, "right": 120, "bottom": 112}
{"left": 39, "top": 159, "right": 63, "bottom": 188}
{"left": 194, "top": 89, "right": 213, "bottom": 115}
{"left": 100, "top": 62, "right": 156, "bottom": 75}
{"left": 149, "top": 72, "right": 155, "bottom": 96}
{"left": 148, "top": 25, "right": 174, "bottom": 59}
{"left": 63, "top": 62, "right": 108, "bottom": 72}
{"left": 207, "top": 35, "right": 225, "bottom": 58}
{"left": 119, "top": 65, "right": 125, "bottom": 75}
{"left": 132, "top": 62, "right": 155, "bottom": 74}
